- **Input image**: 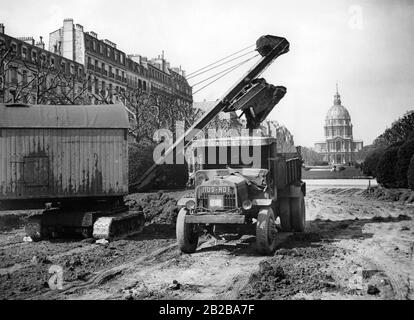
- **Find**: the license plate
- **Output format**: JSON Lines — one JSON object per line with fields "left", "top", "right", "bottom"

{"left": 208, "top": 195, "right": 224, "bottom": 209}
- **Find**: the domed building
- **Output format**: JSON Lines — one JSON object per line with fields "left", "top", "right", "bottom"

{"left": 314, "top": 85, "right": 363, "bottom": 164}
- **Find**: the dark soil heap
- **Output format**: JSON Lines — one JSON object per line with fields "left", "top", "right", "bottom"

{"left": 126, "top": 192, "right": 181, "bottom": 224}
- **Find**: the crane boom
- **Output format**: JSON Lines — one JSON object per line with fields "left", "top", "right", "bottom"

{"left": 133, "top": 35, "right": 290, "bottom": 191}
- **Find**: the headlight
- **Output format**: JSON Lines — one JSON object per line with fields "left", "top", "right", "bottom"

{"left": 186, "top": 200, "right": 196, "bottom": 210}
{"left": 242, "top": 199, "right": 253, "bottom": 210}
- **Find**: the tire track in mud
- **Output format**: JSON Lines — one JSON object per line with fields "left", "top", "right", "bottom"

{"left": 35, "top": 242, "right": 179, "bottom": 299}
{"left": 0, "top": 224, "right": 178, "bottom": 300}
{"left": 66, "top": 234, "right": 294, "bottom": 300}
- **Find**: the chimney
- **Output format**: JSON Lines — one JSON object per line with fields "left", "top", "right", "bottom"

{"left": 36, "top": 36, "right": 45, "bottom": 49}
{"left": 0, "top": 23, "right": 4, "bottom": 34}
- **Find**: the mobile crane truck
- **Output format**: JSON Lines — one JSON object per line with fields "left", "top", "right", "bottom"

{"left": 134, "top": 35, "right": 305, "bottom": 255}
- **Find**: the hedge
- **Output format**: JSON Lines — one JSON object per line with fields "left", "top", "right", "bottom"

{"left": 128, "top": 142, "right": 156, "bottom": 192}
{"left": 376, "top": 146, "right": 400, "bottom": 188}
{"left": 408, "top": 154, "right": 414, "bottom": 190}
{"left": 363, "top": 148, "right": 385, "bottom": 177}
{"left": 128, "top": 142, "right": 189, "bottom": 192}
{"left": 396, "top": 138, "right": 414, "bottom": 188}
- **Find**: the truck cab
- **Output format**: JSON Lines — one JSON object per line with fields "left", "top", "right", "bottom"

{"left": 177, "top": 136, "right": 306, "bottom": 255}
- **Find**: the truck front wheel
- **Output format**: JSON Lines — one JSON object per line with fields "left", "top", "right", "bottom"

{"left": 176, "top": 208, "right": 199, "bottom": 253}
{"left": 256, "top": 207, "right": 278, "bottom": 255}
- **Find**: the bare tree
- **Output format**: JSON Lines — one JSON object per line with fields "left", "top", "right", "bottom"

{"left": 0, "top": 40, "right": 90, "bottom": 104}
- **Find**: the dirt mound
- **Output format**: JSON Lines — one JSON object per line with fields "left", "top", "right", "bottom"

{"left": 361, "top": 186, "right": 414, "bottom": 203}
{"left": 239, "top": 243, "right": 338, "bottom": 299}
{"left": 126, "top": 192, "right": 180, "bottom": 224}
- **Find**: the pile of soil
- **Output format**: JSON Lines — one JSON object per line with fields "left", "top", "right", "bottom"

{"left": 361, "top": 186, "right": 414, "bottom": 203}
{"left": 126, "top": 192, "right": 181, "bottom": 224}
{"left": 239, "top": 234, "right": 339, "bottom": 299}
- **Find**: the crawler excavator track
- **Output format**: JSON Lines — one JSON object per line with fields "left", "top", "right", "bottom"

{"left": 25, "top": 205, "right": 145, "bottom": 241}
{"left": 93, "top": 209, "right": 145, "bottom": 240}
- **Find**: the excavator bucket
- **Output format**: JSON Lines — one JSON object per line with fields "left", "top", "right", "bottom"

{"left": 223, "top": 78, "right": 286, "bottom": 129}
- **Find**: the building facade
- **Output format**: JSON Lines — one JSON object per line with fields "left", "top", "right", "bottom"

{"left": 0, "top": 23, "right": 86, "bottom": 104}
{"left": 314, "top": 86, "right": 363, "bottom": 164}
{"left": 49, "top": 19, "right": 192, "bottom": 106}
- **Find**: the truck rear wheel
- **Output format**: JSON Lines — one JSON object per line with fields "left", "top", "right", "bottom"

{"left": 176, "top": 208, "right": 199, "bottom": 253}
{"left": 278, "top": 198, "right": 291, "bottom": 232}
{"left": 256, "top": 207, "right": 278, "bottom": 255}
{"left": 290, "top": 192, "right": 306, "bottom": 232}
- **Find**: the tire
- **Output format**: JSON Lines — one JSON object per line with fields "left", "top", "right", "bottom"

{"left": 278, "top": 198, "right": 291, "bottom": 232}
{"left": 256, "top": 207, "right": 278, "bottom": 255}
{"left": 176, "top": 208, "right": 199, "bottom": 253}
{"left": 290, "top": 192, "right": 306, "bottom": 232}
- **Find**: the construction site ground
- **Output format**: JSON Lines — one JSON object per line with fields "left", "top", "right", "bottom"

{"left": 0, "top": 183, "right": 413, "bottom": 300}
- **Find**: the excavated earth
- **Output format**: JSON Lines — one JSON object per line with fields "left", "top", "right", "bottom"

{"left": 0, "top": 186, "right": 413, "bottom": 300}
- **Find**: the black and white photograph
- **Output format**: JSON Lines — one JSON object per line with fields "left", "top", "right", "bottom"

{"left": 0, "top": 0, "right": 413, "bottom": 306}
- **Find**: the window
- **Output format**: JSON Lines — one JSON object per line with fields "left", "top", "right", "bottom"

{"left": 32, "top": 50, "right": 37, "bottom": 62}
{"left": 70, "top": 64, "right": 75, "bottom": 75}
{"left": 120, "top": 54, "right": 124, "bottom": 64}
{"left": 22, "top": 47, "right": 27, "bottom": 59}
{"left": 143, "top": 80, "right": 146, "bottom": 91}
{"left": 99, "top": 43, "right": 103, "bottom": 54}
{"left": 87, "top": 76, "right": 92, "bottom": 91}
{"left": 22, "top": 70, "right": 28, "bottom": 85}
{"left": 10, "top": 66, "right": 18, "bottom": 84}
{"left": 92, "top": 41, "right": 96, "bottom": 51}
{"left": 11, "top": 42, "right": 17, "bottom": 54}
{"left": 50, "top": 57, "right": 55, "bottom": 67}
{"left": 107, "top": 47, "right": 111, "bottom": 58}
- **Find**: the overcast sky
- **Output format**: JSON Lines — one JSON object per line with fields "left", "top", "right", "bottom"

{"left": 2, "top": 0, "right": 413, "bottom": 147}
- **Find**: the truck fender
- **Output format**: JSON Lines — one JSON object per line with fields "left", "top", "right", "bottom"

{"left": 177, "top": 197, "right": 195, "bottom": 207}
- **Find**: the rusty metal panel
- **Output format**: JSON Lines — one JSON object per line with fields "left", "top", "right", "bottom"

{"left": 0, "top": 127, "right": 128, "bottom": 200}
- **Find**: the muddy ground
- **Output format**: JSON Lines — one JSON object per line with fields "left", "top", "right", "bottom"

{"left": 0, "top": 186, "right": 413, "bottom": 300}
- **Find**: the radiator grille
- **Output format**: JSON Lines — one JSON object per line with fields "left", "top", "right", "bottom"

{"left": 197, "top": 188, "right": 237, "bottom": 211}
